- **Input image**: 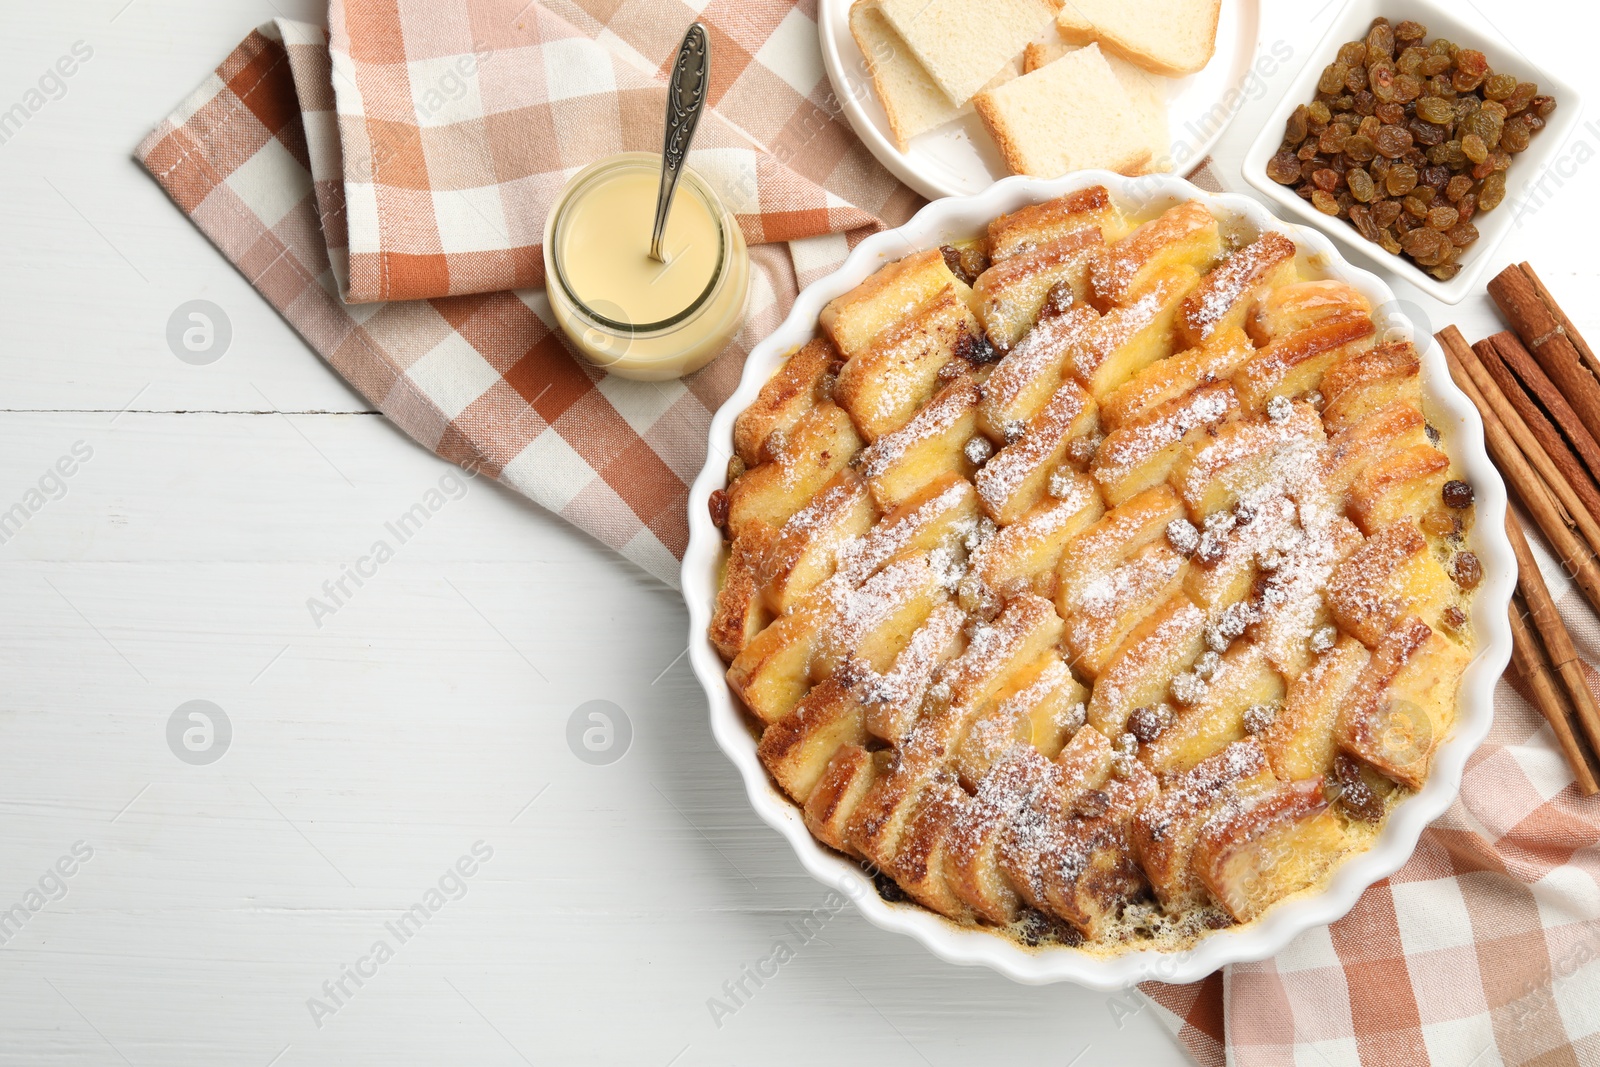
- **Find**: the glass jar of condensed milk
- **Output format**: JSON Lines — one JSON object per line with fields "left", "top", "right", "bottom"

{"left": 544, "top": 152, "right": 750, "bottom": 381}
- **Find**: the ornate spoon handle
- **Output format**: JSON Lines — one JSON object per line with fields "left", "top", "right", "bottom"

{"left": 649, "top": 22, "right": 711, "bottom": 264}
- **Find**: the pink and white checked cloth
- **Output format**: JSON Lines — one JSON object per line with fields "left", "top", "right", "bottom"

{"left": 137, "top": 4, "right": 1599, "bottom": 1063}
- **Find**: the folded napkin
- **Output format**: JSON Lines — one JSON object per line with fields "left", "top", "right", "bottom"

{"left": 137, "top": 4, "right": 1598, "bottom": 1063}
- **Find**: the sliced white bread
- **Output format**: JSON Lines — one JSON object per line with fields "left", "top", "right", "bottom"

{"left": 850, "top": 0, "right": 962, "bottom": 150}
{"left": 973, "top": 43, "right": 1152, "bottom": 179}
{"left": 878, "top": 0, "right": 1061, "bottom": 107}
{"left": 1023, "top": 39, "right": 1172, "bottom": 174}
{"left": 1055, "top": 0, "right": 1220, "bottom": 77}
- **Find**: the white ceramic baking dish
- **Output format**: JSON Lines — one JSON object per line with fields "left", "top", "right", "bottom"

{"left": 682, "top": 170, "right": 1514, "bottom": 989}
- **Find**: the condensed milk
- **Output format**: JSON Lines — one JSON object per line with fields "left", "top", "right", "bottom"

{"left": 544, "top": 152, "right": 749, "bottom": 381}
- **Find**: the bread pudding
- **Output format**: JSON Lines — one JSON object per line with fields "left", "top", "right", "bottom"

{"left": 706, "top": 187, "right": 1478, "bottom": 952}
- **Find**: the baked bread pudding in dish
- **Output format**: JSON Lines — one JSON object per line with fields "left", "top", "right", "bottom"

{"left": 706, "top": 186, "right": 1479, "bottom": 953}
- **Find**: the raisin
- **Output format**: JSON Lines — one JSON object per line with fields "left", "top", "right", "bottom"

{"left": 1041, "top": 280, "right": 1075, "bottom": 319}
{"left": 1372, "top": 199, "right": 1403, "bottom": 227}
{"left": 1312, "top": 189, "right": 1340, "bottom": 216}
{"left": 1501, "top": 117, "right": 1532, "bottom": 153}
{"left": 1427, "top": 205, "right": 1459, "bottom": 230}
{"left": 1285, "top": 105, "right": 1310, "bottom": 144}
{"left": 1414, "top": 95, "right": 1454, "bottom": 124}
{"left": 1443, "top": 479, "right": 1474, "bottom": 508}
{"left": 957, "top": 331, "right": 1000, "bottom": 365}
{"left": 1333, "top": 754, "right": 1385, "bottom": 823}
{"left": 1347, "top": 167, "right": 1376, "bottom": 202}
{"left": 1445, "top": 174, "right": 1474, "bottom": 202}
{"left": 1386, "top": 163, "right": 1418, "bottom": 195}
{"left": 1421, "top": 510, "right": 1458, "bottom": 537}
{"left": 1453, "top": 551, "right": 1482, "bottom": 589}
{"left": 1448, "top": 221, "right": 1480, "bottom": 246}
{"left": 1535, "top": 95, "right": 1557, "bottom": 119}
{"left": 1338, "top": 41, "right": 1368, "bottom": 67}
{"left": 709, "top": 489, "right": 730, "bottom": 529}
{"left": 1345, "top": 133, "right": 1377, "bottom": 162}
{"left": 1268, "top": 149, "right": 1302, "bottom": 184}
{"left": 1441, "top": 605, "right": 1467, "bottom": 631}
{"left": 873, "top": 869, "right": 908, "bottom": 903}
{"left": 1461, "top": 133, "right": 1488, "bottom": 164}
{"left": 1350, "top": 202, "right": 1381, "bottom": 240}
{"left": 1128, "top": 705, "right": 1171, "bottom": 743}
{"left": 940, "top": 244, "right": 975, "bottom": 286}
{"left": 1353, "top": 90, "right": 1377, "bottom": 116}
{"left": 1320, "top": 63, "right": 1349, "bottom": 96}
{"left": 1479, "top": 171, "right": 1507, "bottom": 211}
{"left": 1505, "top": 81, "right": 1537, "bottom": 114}
{"left": 1319, "top": 124, "right": 1350, "bottom": 154}
{"left": 1395, "top": 19, "right": 1426, "bottom": 42}
{"left": 1484, "top": 73, "right": 1517, "bottom": 100}
{"left": 1431, "top": 263, "right": 1462, "bottom": 281}
{"left": 1367, "top": 19, "right": 1395, "bottom": 59}
{"left": 1457, "top": 193, "right": 1477, "bottom": 223}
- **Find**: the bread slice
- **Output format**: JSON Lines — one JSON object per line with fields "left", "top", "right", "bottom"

{"left": 850, "top": 1, "right": 961, "bottom": 150}
{"left": 974, "top": 44, "right": 1152, "bottom": 179}
{"left": 878, "top": 0, "right": 1061, "bottom": 107}
{"left": 1056, "top": 0, "right": 1221, "bottom": 78}
{"left": 1023, "top": 40, "right": 1171, "bottom": 174}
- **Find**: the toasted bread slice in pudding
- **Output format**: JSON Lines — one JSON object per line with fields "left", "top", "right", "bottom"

{"left": 733, "top": 338, "right": 842, "bottom": 468}
{"left": 1326, "top": 520, "right": 1458, "bottom": 649}
{"left": 1169, "top": 402, "right": 1327, "bottom": 522}
{"left": 945, "top": 745, "right": 1054, "bottom": 924}
{"left": 759, "top": 677, "right": 870, "bottom": 803}
{"left": 805, "top": 744, "right": 889, "bottom": 856}
{"left": 860, "top": 375, "right": 982, "bottom": 510}
{"left": 976, "top": 379, "right": 1100, "bottom": 525}
{"left": 1132, "top": 740, "right": 1276, "bottom": 910}
{"left": 1249, "top": 514, "right": 1364, "bottom": 679}
{"left": 1035, "top": 763, "right": 1159, "bottom": 938}
{"left": 1085, "top": 595, "right": 1207, "bottom": 738}
{"left": 1099, "top": 327, "right": 1254, "bottom": 431}
{"left": 1091, "top": 382, "right": 1238, "bottom": 506}
{"left": 834, "top": 286, "right": 982, "bottom": 442}
{"left": 963, "top": 470, "right": 1104, "bottom": 607}
{"left": 1195, "top": 779, "right": 1347, "bottom": 923}
{"left": 1062, "top": 542, "right": 1190, "bottom": 679}
{"left": 1261, "top": 636, "right": 1370, "bottom": 781}
{"left": 815, "top": 551, "right": 953, "bottom": 680}
{"left": 957, "top": 654, "right": 1086, "bottom": 787}
{"left": 1247, "top": 279, "right": 1372, "bottom": 345}
{"left": 837, "top": 473, "right": 980, "bottom": 586}
{"left": 710, "top": 521, "right": 777, "bottom": 662}
{"left": 1335, "top": 617, "right": 1469, "bottom": 789}
{"left": 1177, "top": 232, "right": 1300, "bottom": 349}
{"left": 727, "top": 600, "right": 829, "bottom": 725}
{"left": 1090, "top": 201, "right": 1222, "bottom": 310}
{"left": 1320, "top": 402, "right": 1431, "bottom": 503}
{"left": 1069, "top": 265, "right": 1199, "bottom": 400}
{"left": 1141, "top": 640, "right": 1286, "bottom": 777}
{"left": 859, "top": 600, "right": 968, "bottom": 745}
{"left": 822, "top": 248, "right": 975, "bottom": 359}
{"left": 759, "top": 473, "right": 877, "bottom": 615}
{"left": 1056, "top": 485, "right": 1187, "bottom": 615}
{"left": 974, "top": 228, "right": 1104, "bottom": 350}
{"left": 1233, "top": 315, "right": 1377, "bottom": 416}
{"left": 1320, "top": 341, "right": 1423, "bottom": 435}
{"left": 726, "top": 402, "right": 863, "bottom": 538}
{"left": 978, "top": 306, "right": 1102, "bottom": 439}
{"left": 1349, "top": 444, "right": 1452, "bottom": 536}
{"left": 988, "top": 186, "right": 1123, "bottom": 262}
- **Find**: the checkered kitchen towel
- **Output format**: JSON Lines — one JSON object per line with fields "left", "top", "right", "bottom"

{"left": 139, "top": 1, "right": 919, "bottom": 584}
{"left": 137, "top": 4, "right": 1598, "bottom": 1063}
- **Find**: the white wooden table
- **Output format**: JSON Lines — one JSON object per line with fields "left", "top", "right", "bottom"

{"left": 1, "top": 2, "right": 1594, "bottom": 1064}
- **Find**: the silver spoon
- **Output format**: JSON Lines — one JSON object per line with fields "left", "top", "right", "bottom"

{"left": 649, "top": 22, "right": 711, "bottom": 264}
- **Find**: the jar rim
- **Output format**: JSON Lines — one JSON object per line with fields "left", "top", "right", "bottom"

{"left": 547, "top": 152, "right": 730, "bottom": 336}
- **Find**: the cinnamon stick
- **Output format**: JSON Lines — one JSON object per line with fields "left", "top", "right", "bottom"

{"left": 1488, "top": 264, "right": 1600, "bottom": 448}
{"left": 1508, "top": 594, "right": 1600, "bottom": 796}
{"left": 1506, "top": 513, "right": 1600, "bottom": 760}
{"left": 1440, "top": 327, "right": 1600, "bottom": 617}
{"left": 1479, "top": 331, "right": 1600, "bottom": 491}
{"left": 1465, "top": 337, "right": 1600, "bottom": 521}
{"left": 1519, "top": 262, "right": 1600, "bottom": 386}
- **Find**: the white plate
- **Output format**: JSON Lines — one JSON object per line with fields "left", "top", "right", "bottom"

{"left": 684, "top": 171, "right": 1515, "bottom": 989}
{"left": 1242, "top": 0, "right": 1585, "bottom": 304}
{"left": 819, "top": 0, "right": 1265, "bottom": 200}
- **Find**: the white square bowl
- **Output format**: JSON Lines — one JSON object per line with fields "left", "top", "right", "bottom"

{"left": 1242, "top": 0, "right": 1585, "bottom": 304}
